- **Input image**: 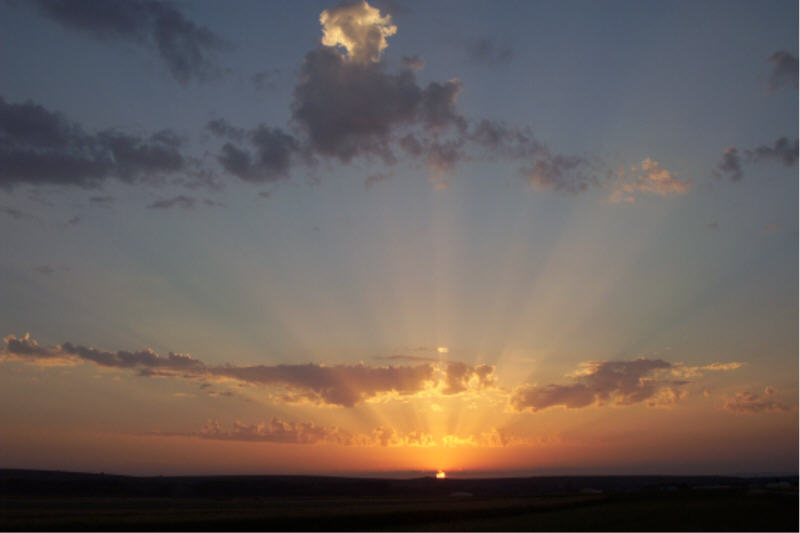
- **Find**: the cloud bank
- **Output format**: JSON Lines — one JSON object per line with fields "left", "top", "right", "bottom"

{"left": 2, "top": 333, "right": 496, "bottom": 407}
{"left": 0, "top": 96, "right": 186, "bottom": 189}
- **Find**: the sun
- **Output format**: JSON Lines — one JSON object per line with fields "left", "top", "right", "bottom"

{"left": 435, "top": 470, "right": 446, "bottom": 479}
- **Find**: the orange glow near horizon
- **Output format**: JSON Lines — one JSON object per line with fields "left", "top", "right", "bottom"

{"left": 436, "top": 470, "right": 446, "bottom": 479}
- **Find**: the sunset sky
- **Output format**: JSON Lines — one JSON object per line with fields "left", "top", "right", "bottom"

{"left": 1, "top": 0, "right": 797, "bottom": 477}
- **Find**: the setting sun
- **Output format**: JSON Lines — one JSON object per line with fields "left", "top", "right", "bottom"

{"left": 436, "top": 471, "right": 446, "bottom": 479}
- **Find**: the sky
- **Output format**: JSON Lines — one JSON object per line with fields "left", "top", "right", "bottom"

{"left": 0, "top": 0, "right": 797, "bottom": 477}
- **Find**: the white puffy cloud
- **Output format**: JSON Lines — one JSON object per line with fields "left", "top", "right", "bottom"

{"left": 320, "top": 0, "right": 396, "bottom": 64}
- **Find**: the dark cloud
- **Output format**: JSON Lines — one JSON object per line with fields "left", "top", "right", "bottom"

{"left": 364, "top": 171, "right": 393, "bottom": 189}
{"left": 0, "top": 96, "right": 186, "bottom": 189}
{"left": 466, "top": 38, "right": 513, "bottom": 67}
{"left": 60, "top": 342, "right": 206, "bottom": 372}
{"left": 0, "top": 206, "right": 30, "bottom": 219}
{"left": 724, "top": 387, "right": 790, "bottom": 413}
{"left": 210, "top": 121, "right": 299, "bottom": 183}
{"left": 510, "top": 358, "right": 687, "bottom": 413}
{"left": 746, "top": 137, "right": 799, "bottom": 167}
{"left": 31, "top": 0, "right": 226, "bottom": 84}
{"left": 3, "top": 333, "right": 54, "bottom": 358}
{"left": 33, "top": 265, "right": 55, "bottom": 275}
{"left": 148, "top": 195, "right": 196, "bottom": 210}
{"left": 469, "top": 120, "right": 541, "bottom": 159}
{"left": 291, "top": 46, "right": 467, "bottom": 165}
{"left": 206, "top": 118, "right": 245, "bottom": 142}
{"left": 441, "top": 362, "right": 494, "bottom": 395}
{"left": 251, "top": 69, "right": 281, "bottom": 92}
{"left": 292, "top": 47, "right": 421, "bottom": 163}
{"left": 90, "top": 195, "right": 115, "bottom": 206}
{"left": 401, "top": 55, "right": 425, "bottom": 70}
{"left": 209, "top": 362, "right": 436, "bottom": 407}
{"left": 767, "top": 51, "right": 798, "bottom": 91}
{"left": 714, "top": 138, "right": 798, "bottom": 181}
{"left": 520, "top": 154, "right": 594, "bottom": 193}
{"left": 1, "top": 333, "right": 451, "bottom": 407}
{"left": 713, "top": 147, "right": 742, "bottom": 181}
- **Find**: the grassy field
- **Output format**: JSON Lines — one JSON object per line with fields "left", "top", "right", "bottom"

{"left": 1, "top": 490, "right": 797, "bottom": 531}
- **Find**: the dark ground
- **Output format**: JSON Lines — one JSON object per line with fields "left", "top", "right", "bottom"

{"left": 0, "top": 469, "right": 797, "bottom": 531}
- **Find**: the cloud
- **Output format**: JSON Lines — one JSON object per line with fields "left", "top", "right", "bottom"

{"left": 3, "top": 333, "right": 54, "bottom": 358}
{"left": 292, "top": 47, "right": 462, "bottom": 164}
{"left": 3, "top": 333, "right": 500, "bottom": 407}
{"left": 319, "top": 0, "right": 397, "bottom": 64}
{"left": 147, "top": 195, "right": 196, "bottom": 210}
{"left": 713, "top": 147, "right": 742, "bottom": 181}
{"left": 767, "top": 51, "right": 798, "bottom": 91}
{"left": 746, "top": 137, "right": 799, "bottom": 167}
{"left": 59, "top": 342, "right": 206, "bottom": 372}
{"left": 0, "top": 96, "right": 186, "bottom": 189}
{"left": 209, "top": 362, "right": 437, "bottom": 407}
{"left": 148, "top": 419, "right": 527, "bottom": 448}
{"left": 401, "top": 55, "right": 425, "bottom": 70}
{"left": 670, "top": 361, "right": 745, "bottom": 379}
{"left": 364, "top": 171, "right": 393, "bottom": 189}
{"left": 251, "top": 69, "right": 281, "bottom": 92}
{"left": 209, "top": 121, "right": 300, "bottom": 183}
{"left": 0, "top": 206, "right": 32, "bottom": 220}
{"left": 510, "top": 358, "right": 688, "bottom": 413}
{"left": 197, "top": 418, "right": 350, "bottom": 444}
{"left": 610, "top": 158, "right": 689, "bottom": 203}
{"left": 441, "top": 362, "right": 495, "bottom": 395}
{"left": 3, "top": 333, "right": 206, "bottom": 373}
{"left": 520, "top": 154, "right": 593, "bottom": 193}
{"left": 33, "top": 265, "right": 53, "bottom": 275}
{"left": 714, "top": 138, "right": 798, "bottom": 181}
{"left": 31, "top": 0, "right": 226, "bottom": 84}
{"left": 762, "top": 223, "right": 781, "bottom": 233}
{"left": 724, "top": 386, "right": 791, "bottom": 413}
{"left": 466, "top": 38, "right": 513, "bottom": 67}
{"left": 89, "top": 195, "right": 115, "bottom": 207}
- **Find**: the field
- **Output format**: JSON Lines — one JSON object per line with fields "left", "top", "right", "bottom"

{"left": 1, "top": 470, "right": 797, "bottom": 531}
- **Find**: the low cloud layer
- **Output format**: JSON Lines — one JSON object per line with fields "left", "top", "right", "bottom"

{"left": 32, "top": 0, "right": 226, "bottom": 83}
{"left": 148, "top": 418, "right": 526, "bottom": 447}
{"left": 0, "top": 96, "right": 186, "bottom": 189}
{"left": 2, "top": 333, "right": 495, "bottom": 407}
{"left": 510, "top": 358, "right": 689, "bottom": 413}
{"left": 724, "top": 386, "right": 791, "bottom": 414}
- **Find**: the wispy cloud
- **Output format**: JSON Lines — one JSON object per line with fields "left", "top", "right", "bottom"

{"left": 724, "top": 386, "right": 792, "bottom": 414}
{"left": 31, "top": 0, "right": 228, "bottom": 84}
{"left": 609, "top": 158, "right": 689, "bottom": 203}
{"left": 767, "top": 51, "right": 798, "bottom": 91}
